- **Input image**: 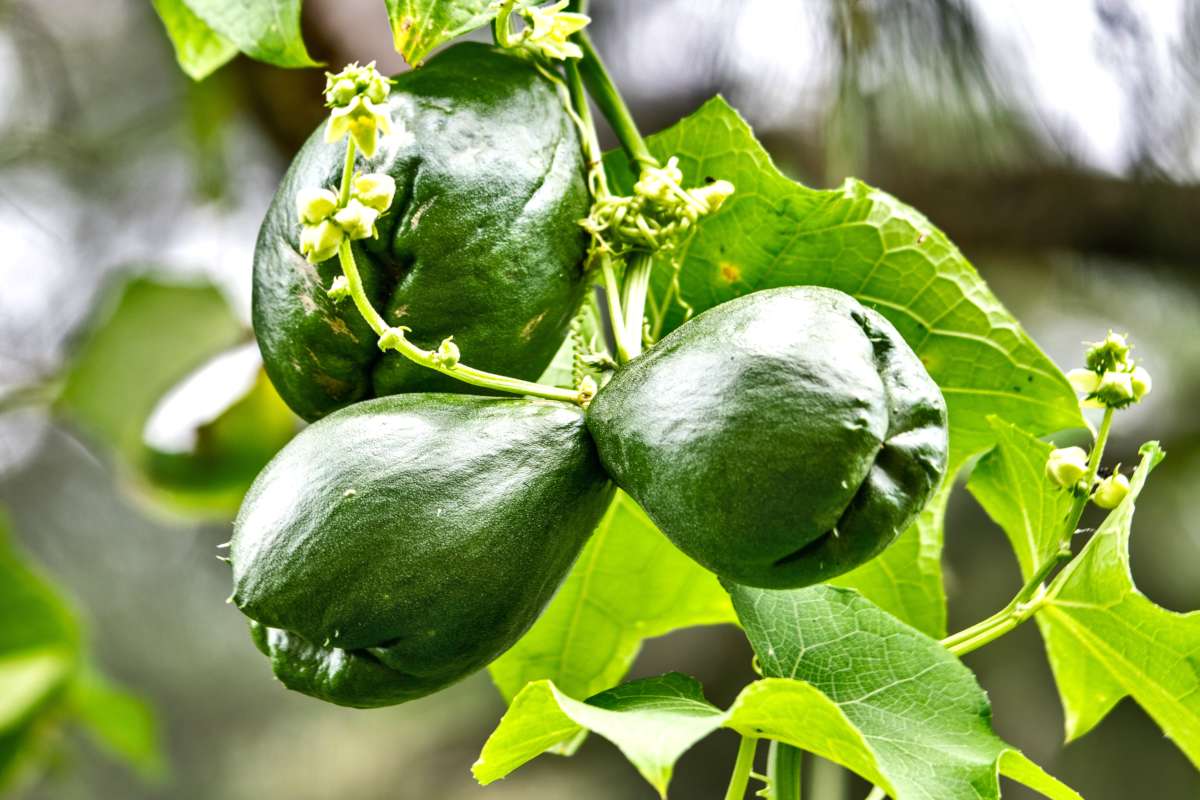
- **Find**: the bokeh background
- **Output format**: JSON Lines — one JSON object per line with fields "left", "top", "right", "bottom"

{"left": 1, "top": 0, "right": 1199, "bottom": 797}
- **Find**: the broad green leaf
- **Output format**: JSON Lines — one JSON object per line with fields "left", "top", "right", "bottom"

{"left": 489, "top": 492, "right": 734, "bottom": 703}
{"left": 69, "top": 669, "right": 166, "bottom": 782}
{"left": 386, "top": 0, "right": 498, "bottom": 67}
{"left": 831, "top": 480, "right": 951, "bottom": 637}
{"left": 474, "top": 673, "right": 725, "bottom": 797}
{"left": 58, "top": 277, "right": 244, "bottom": 462}
{"left": 184, "top": 0, "right": 317, "bottom": 69}
{"left": 1037, "top": 443, "right": 1200, "bottom": 766}
{"left": 730, "top": 584, "right": 1079, "bottom": 800}
{"left": 605, "top": 97, "right": 1083, "bottom": 471}
{"left": 967, "top": 417, "right": 1075, "bottom": 579}
{"left": 150, "top": 0, "right": 238, "bottom": 80}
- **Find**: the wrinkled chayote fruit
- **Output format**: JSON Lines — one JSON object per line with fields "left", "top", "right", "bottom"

{"left": 230, "top": 394, "right": 614, "bottom": 708}
{"left": 253, "top": 42, "right": 590, "bottom": 421}
{"left": 586, "top": 286, "right": 948, "bottom": 589}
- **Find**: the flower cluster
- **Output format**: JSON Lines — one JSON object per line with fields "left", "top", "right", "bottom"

{"left": 1045, "top": 446, "right": 1131, "bottom": 508}
{"left": 296, "top": 173, "right": 397, "bottom": 264}
{"left": 1066, "top": 331, "right": 1151, "bottom": 410}
{"left": 323, "top": 62, "right": 394, "bottom": 157}
{"left": 507, "top": 1, "right": 590, "bottom": 61}
{"left": 582, "top": 157, "right": 735, "bottom": 259}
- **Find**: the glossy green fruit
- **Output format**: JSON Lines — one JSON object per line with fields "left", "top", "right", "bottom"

{"left": 230, "top": 394, "right": 614, "bottom": 708}
{"left": 253, "top": 42, "right": 589, "bottom": 422}
{"left": 586, "top": 286, "right": 948, "bottom": 589}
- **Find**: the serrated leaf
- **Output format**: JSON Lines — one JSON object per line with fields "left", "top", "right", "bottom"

{"left": 1037, "top": 443, "right": 1200, "bottom": 766}
{"left": 474, "top": 673, "right": 725, "bottom": 797}
{"left": 830, "top": 480, "right": 950, "bottom": 637}
{"left": 184, "top": 0, "right": 318, "bottom": 69}
{"left": 150, "top": 0, "right": 238, "bottom": 80}
{"left": 605, "top": 97, "right": 1083, "bottom": 472}
{"left": 386, "top": 0, "right": 498, "bottom": 67}
{"left": 967, "top": 417, "right": 1075, "bottom": 579}
{"left": 730, "top": 584, "right": 1079, "bottom": 800}
{"left": 489, "top": 492, "right": 734, "bottom": 704}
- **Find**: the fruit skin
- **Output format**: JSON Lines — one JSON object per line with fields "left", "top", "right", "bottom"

{"left": 253, "top": 42, "right": 590, "bottom": 422}
{"left": 230, "top": 394, "right": 614, "bottom": 708}
{"left": 586, "top": 286, "right": 948, "bottom": 589}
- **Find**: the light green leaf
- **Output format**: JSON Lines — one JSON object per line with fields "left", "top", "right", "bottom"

{"left": 1038, "top": 443, "right": 1200, "bottom": 766}
{"left": 184, "top": 0, "right": 318, "bottom": 69}
{"left": 967, "top": 416, "right": 1075, "bottom": 579}
{"left": 606, "top": 97, "right": 1083, "bottom": 471}
{"left": 831, "top": 480, "right": 951, "bottom": 637}
{"left": 730, "top": 584, "right": 1079, "bottom": 800}
{"left": 474, "top": 673, "right": 725, "bottom": 797}
{"left": 385, "top": 0, "right": 498, "bottom": 67}
{"left": 488, "top": 492, "right": 734, "bottom": 704}
{"left": 0, "top": 650, "right": 72, "bottom": 731}
{"left": 58, "top": 277, "right": 245, "bottom": 462}
{"left": 69, "top": 669, "right": 166, "bottom": 782}
{"left": 150, "top": 0, "right": 238, "bottom": 80}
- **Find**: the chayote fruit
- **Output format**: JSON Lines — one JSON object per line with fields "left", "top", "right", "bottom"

{"left": 230, "top": 394, "right": 614, "bottom": 708}
{"left": 253, "top": 42, "right": 590, "bottom": 422}
{"left": 586, "top": 286, "right": 948, "bottom": 589}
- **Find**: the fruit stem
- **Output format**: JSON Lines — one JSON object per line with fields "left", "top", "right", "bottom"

{"left": 724, "top": 736, "right": 758, "bottom": 800}
{"left": 335, "top": 242, "right": 586, "bottom": 405}
{"left": 576, "top": 31, "right": 656, "bottom": 170}
{"left": 620, "top": 251, "right": 653, "bottom": 360}
{"left": 338, "top": 137, "right": 356, "bottom": 207}
{"left": 767, "top": 740, "right": 803, "bottom": 800}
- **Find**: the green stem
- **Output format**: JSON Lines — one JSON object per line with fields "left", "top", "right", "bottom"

{"left": 564, "top": 58, "right": 609, "bottom": 198}
{"left": 1064, "top": 406, "right": 1116, "bottom": 535}
{"left": 576, "top": 32, "right": 656, "bottom": 169}
{"left": 600, "top": 254, "right": 633, "bottom": 364}
{"left": 724, "top": 736, "right": 758, "bottom": 800}
{"left": 338, "top": 137, "right": 356, "bottom": 206}
{"left": 337, "top": 242, "right": 584, "bottom": 405}
{"left": 621, "top": 251, "right": 653, "bottom": 359}
{"left": 768, "top": 741, "right": 803, "bottom": 800}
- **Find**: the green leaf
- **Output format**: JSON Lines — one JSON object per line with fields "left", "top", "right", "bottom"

{"left": 489, "top": 492, "right": 734, "bottom": 704}
{"left": 830, "top": 481, "right": 951, "bottom": 637}
{"left": 474, "top": 673, "right": 726, "bottom": 797}
{"left": 605, "top": 97, "right": 1083, "bottom": 471}
{"left": 68, "top": 669, "right": 166, "bottom": 782}
{"left": 150, "top": 0, "right": 238, "bottom": 80}
{"left": 385, "top": 0, "right": 498, "bottom": 67}
{"left": 730, "top": 584, "right": 1079, "bottom": 800}
{"left": 58, "top": 277, "right": 245, "bottom": 462}
{"left": 1037, "top": 443, "right": 1200, "bottom": 766}
{"left": 967, "top": 417, "right": 1075, "bottom": 579}
{"left": 183, "top": 0, "right": 318, "bottom": 69}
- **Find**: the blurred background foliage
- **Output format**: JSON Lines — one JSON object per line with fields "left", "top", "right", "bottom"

{"left": 0, "top": 0, "right": 1198, "bottom": 797}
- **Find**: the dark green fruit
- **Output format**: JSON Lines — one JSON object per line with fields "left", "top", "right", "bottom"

{"left": 253, "top": 42, "right": 589, "bottom": 422}
{"left": 230, "top": 394, "right": 613, "bottom": 708}
{"left": 586, "top": 286, "right": 948, "bottom": 589}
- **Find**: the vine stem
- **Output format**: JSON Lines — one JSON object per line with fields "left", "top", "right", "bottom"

{"left": 724, "top": 736, "right": 758, "bottom": 800}
{"left": 1064, "top": 405, "right": 1115, "bottom": 536}
{"left": 338, "top": 137, "right": 356, "bottom": 207}
{"left": 336, "top": 243, "right": 582, "bottom": 404}
{"left": 576, "top": 31, "right": 656, "bottom": 169}
{"left": 620, "top": 252, "right": 653, "bottom": 360}
{"left": 768, "top": 741, "right": 803, "bottom": 800}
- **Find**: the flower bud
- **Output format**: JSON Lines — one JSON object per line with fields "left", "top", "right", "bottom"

{"left": 1085, "top": 331, "right": 1131, "bottom": 373}
{"left": 299, "top": 219, "right": 344, "bottom": 264}
{"left": 1095, "top": 370, "right": 1134, "bottom": 406}
{"left": 434, "top": 337, "right": 460, "bottom": 368}
{"left": 521, "top": 1, "right": 589, "bottom": 61}
{"left": 1130, "top": 365, "right": 1152, "bottom": 401}
{"left": 1066, "top": 368, "right": 1101, "bottom": 395}
{"left": 1046, "top": 446, "right": 1088, "bottom": 488}
{"left": 377, "top": 326, "right": 409, "bottom": 352}
{"left": 334, "top": 199, "right": 381, "bottom": 240}
{"left": 352, "top": 173, "right": 397, "bottom": 213}
{"left": 327, "top": 274, "right": 351, "bottom": 301}
{"left": 1092, "top": 471, "right": 1130, "bottom": 509}
{"left": 691, "top": 179, "right": 736, "bottom": 214}
{"left": 578, "top": 374, "right": 598, "bottom": 403}
{"left": 296, "top": 187, "right": 338, "bottom": 225}
{"left": 328, "top": 78, "right": 357, "bottom": 106}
